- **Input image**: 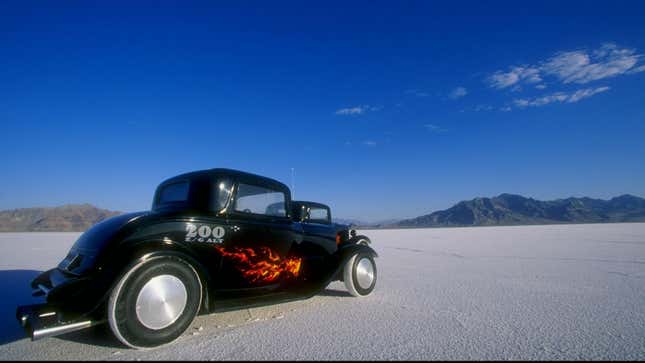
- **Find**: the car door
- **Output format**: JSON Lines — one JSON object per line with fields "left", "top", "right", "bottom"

{"left": 216, "top": 180, "right": 303, "bottom": 292}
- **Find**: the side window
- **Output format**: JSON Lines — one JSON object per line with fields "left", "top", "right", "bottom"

{"left": 234, "top": 183, "right": 287, "bottom": 217}
{"left": 158, "top": 181, "right": 189, "bottom": 204}
{"left": 308, "top": 207, "right": 330, "bottom": 223}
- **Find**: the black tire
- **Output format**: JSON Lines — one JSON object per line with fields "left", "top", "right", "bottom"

{"left": 343, "top": 252, "right": 377, "bottom": 297}
{"left": 107, "top": 256, "right": 202, "bottom": 349}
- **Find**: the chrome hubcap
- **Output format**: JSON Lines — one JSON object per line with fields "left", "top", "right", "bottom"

{"left": 355, "top": 258, "right": 375, "bottom": 289}
{"left": 135, "top": 275, "right": 187, "bottom": 330}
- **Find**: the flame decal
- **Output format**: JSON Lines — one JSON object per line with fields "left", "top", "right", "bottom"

{"left": 215, "top": 246, "right": 302, "bottom": 284}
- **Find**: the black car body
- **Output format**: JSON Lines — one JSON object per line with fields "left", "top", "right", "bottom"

{"left": 17, "top": 168, "right": 377, "bottom": 348}
{"left": 292, "top": 200, "right": 371, "bottom": 246}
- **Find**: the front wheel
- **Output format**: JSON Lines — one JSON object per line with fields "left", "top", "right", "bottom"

{"left": 343, "top": 253, "right": 377, "bottom": 297}
{"left": 107, "top": 256, "right": 202, "bottom": 349}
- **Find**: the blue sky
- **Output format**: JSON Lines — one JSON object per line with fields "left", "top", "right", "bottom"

{"left": 1, "top": 1, "right": 644, "bottom": 221}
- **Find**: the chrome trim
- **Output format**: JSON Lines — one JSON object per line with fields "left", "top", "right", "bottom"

{"left": 355, "top": 258, "right": 375, "bottom": 289}
{"left": 38, "top": 312, "right": 56, "bottom": 318}
{"left": 32, "top": 320, "right": 94, "bottom": 340}
{"left": 37, "top": 284, "right": 51, "bottom": 295}
{"left": 135, "top": 274, "right": 188, "bottom": 330}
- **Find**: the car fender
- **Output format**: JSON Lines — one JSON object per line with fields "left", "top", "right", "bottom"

{"left": 93, "top": 240, "right": 213, "bottom": 316}
{"left": 348, "top": 234, "right": 371, "bottom": 245}
{"left": 338, "top": 243, "right": 378, "bottom": 263}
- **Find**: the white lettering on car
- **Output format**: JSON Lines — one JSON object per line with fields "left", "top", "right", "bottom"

{"left": 185, "top": 223, "right": 225, "bottom": 244}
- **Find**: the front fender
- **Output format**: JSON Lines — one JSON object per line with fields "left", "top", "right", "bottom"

{"left": 338, "top": 243, "right": 378, "bottom": 262}
{"left": 328, "top": 243, "right": 378, "bottom": 283}
{"left": 348, "top": 234, "right": 371, "bottom": 245}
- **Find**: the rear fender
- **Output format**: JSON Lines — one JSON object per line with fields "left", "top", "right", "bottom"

{"left": 96, "top": 240, "right": 213, "bottom": 315}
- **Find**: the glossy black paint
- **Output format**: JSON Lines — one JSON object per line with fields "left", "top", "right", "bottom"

{"left": 18, "top": 168, "right": 377, "bottom": 339}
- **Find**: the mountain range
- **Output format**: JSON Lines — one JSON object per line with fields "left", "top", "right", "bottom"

{"left": 0, "top": 194, "right": 644, "bottom": 232}
{"left": 394, "top": 194, "right": 645, "bottom": 228}
{"left": 0, "top": 204, "right": 122, "bottom": 232}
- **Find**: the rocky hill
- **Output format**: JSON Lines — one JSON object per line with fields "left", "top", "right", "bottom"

{"left": 396, "top": 194, "right": 645, "bottom": 227}
{"left": 0, "top": 204, "right": 123, "bottom": 232}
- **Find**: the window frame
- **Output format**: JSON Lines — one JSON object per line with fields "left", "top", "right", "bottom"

{"left": 306, "top": 206, "right": 331, "bottom": 224}
{"left": 228, "top": 181, "right": 290, "bottom": 221}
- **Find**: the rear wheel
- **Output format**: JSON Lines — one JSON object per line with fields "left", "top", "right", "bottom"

{"left": 107, "top": 257, "right": 202, "bottom": 349}
{"left": 343, "top": 253, "right": 377, "bottom": 297}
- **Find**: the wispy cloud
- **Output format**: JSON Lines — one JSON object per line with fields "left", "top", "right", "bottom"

{"left": 474, "top": 104, "right": 494, "bottom": 112}
{"left": 627, "top": 64, "right": 645, "bottom": 74}
{"left": 335, "top": 105, "right": 380, "bottom": 115}
{"left": 405, "top": 89, "right": 430, "bottom": 97}
{"left": 362, "top": 140, "right": 377, "bottom": 146}
{"left": 424, "top": 124, "right": 446, "bottom": 132}
{"left": 449, "top": 87, "right": 468, "bottom": 99}
{"left": 513, "top": 86, "right": 610, "bottom": 108}
{"left": 487, "top": 43, "right": 644, "bottom": 89}
{"left": 488, "top": 66, "right": 542, "bottom": 89}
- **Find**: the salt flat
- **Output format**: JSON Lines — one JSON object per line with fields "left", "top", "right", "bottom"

{"left": 0, "top": 223, "right": 644, "bottom": 360}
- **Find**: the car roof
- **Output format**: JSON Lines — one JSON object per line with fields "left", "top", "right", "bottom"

{"left": 159, "top": 168, "right": 290, "bottom": 192}
{"left": 292, "top": 200, "right": 330, "bottom": 210}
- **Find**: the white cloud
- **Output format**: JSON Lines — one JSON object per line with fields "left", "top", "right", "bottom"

{"left": 405, "top": 89, "right": 430, "bottom": 97}
{"left": 487, "top": 43, "right": 644, "bottom": 89}
{"left": 474, "top": 104, "right": 494, "bottom": 112}
{"left": 535, "top": 84, "right": 547, "bottom": 90}
{"left": 488, "top": 66, "right": 542, "bottom": 89}
{"left": 362, "top": 140, "right": 377, "bottom": 146}
{"left": 424, "top": 124, "right": 446, "bottom": 132}
{"left": 542, "top": 44, "right": 640, "bottom": 84}
{"left": 627, "top": 64, "right": 645, "bottom": 74}
{"left": 513, "top": 86, "right": 610, "bottom": 107}
{"left": 335, "top": 105, "right": 380, "bottom": 115}
{"left": 449, "top": 87, "right": 468, "bottom": 99}
{"left": 567, "top": 86, "right": 610, "bottom": 103}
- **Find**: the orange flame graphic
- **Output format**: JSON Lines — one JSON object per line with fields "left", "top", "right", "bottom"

{"left": 215, "top": 246, "right": 302, "bottom": 284}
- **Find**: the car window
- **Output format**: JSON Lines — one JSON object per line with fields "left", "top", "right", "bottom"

{"left": 211, "top": 179, "right": 233, "bottom": 212}
{"left": 234, "top": 183, "right": 286, "bottom": 217}
{"left": 308, "top": 207, "right": 329, "bottom": 223}
{"left": 158, "top": 181, "right": 189, "bottom": 203}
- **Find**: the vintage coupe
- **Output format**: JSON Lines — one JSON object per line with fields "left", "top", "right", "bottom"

{"left": 17, "top": 168, "right": 377, "bottom": 348}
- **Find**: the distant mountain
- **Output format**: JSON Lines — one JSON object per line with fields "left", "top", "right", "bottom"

{"left": 2, "top": 194, "right": 643, "bottom": 232}
{"left": 0, "top": 204, "right": 123, "bottom": 232}
{"left": 395, "top": 194, "right": 645, "bottom": 228}
{"left": 332, "top": 218, "right": 369, "bottom": 226}
{"left": 333, "top": 218, "right": 402, "bottom": 228}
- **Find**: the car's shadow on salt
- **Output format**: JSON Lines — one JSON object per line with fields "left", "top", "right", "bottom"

{"left": 54, "top": 323, "right": 123, "bottom": 348}
{"left": 317, "top": 288, "right": 352, "bottom": 298}
{"left": 0, "top": 269, "right": 44, "bottom": 345}
{"left": 0, "top": 282, "right": 353, "bottom": 348}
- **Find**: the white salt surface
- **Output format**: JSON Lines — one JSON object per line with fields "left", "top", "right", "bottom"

{"left": 0, "top": 223, "right": 644, "bottom": 360}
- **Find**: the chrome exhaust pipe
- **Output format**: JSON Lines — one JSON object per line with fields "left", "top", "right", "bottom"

{"left": 32, "top": 320, "right": 96, "bottom": 340}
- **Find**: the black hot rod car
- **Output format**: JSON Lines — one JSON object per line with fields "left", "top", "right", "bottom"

{"left": 17, "top": 168, "right": 377, "bottom": 348}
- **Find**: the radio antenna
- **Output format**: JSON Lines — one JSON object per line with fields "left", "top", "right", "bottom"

{"left": 291, "top": 168, "right": 295, "bottom": 199}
